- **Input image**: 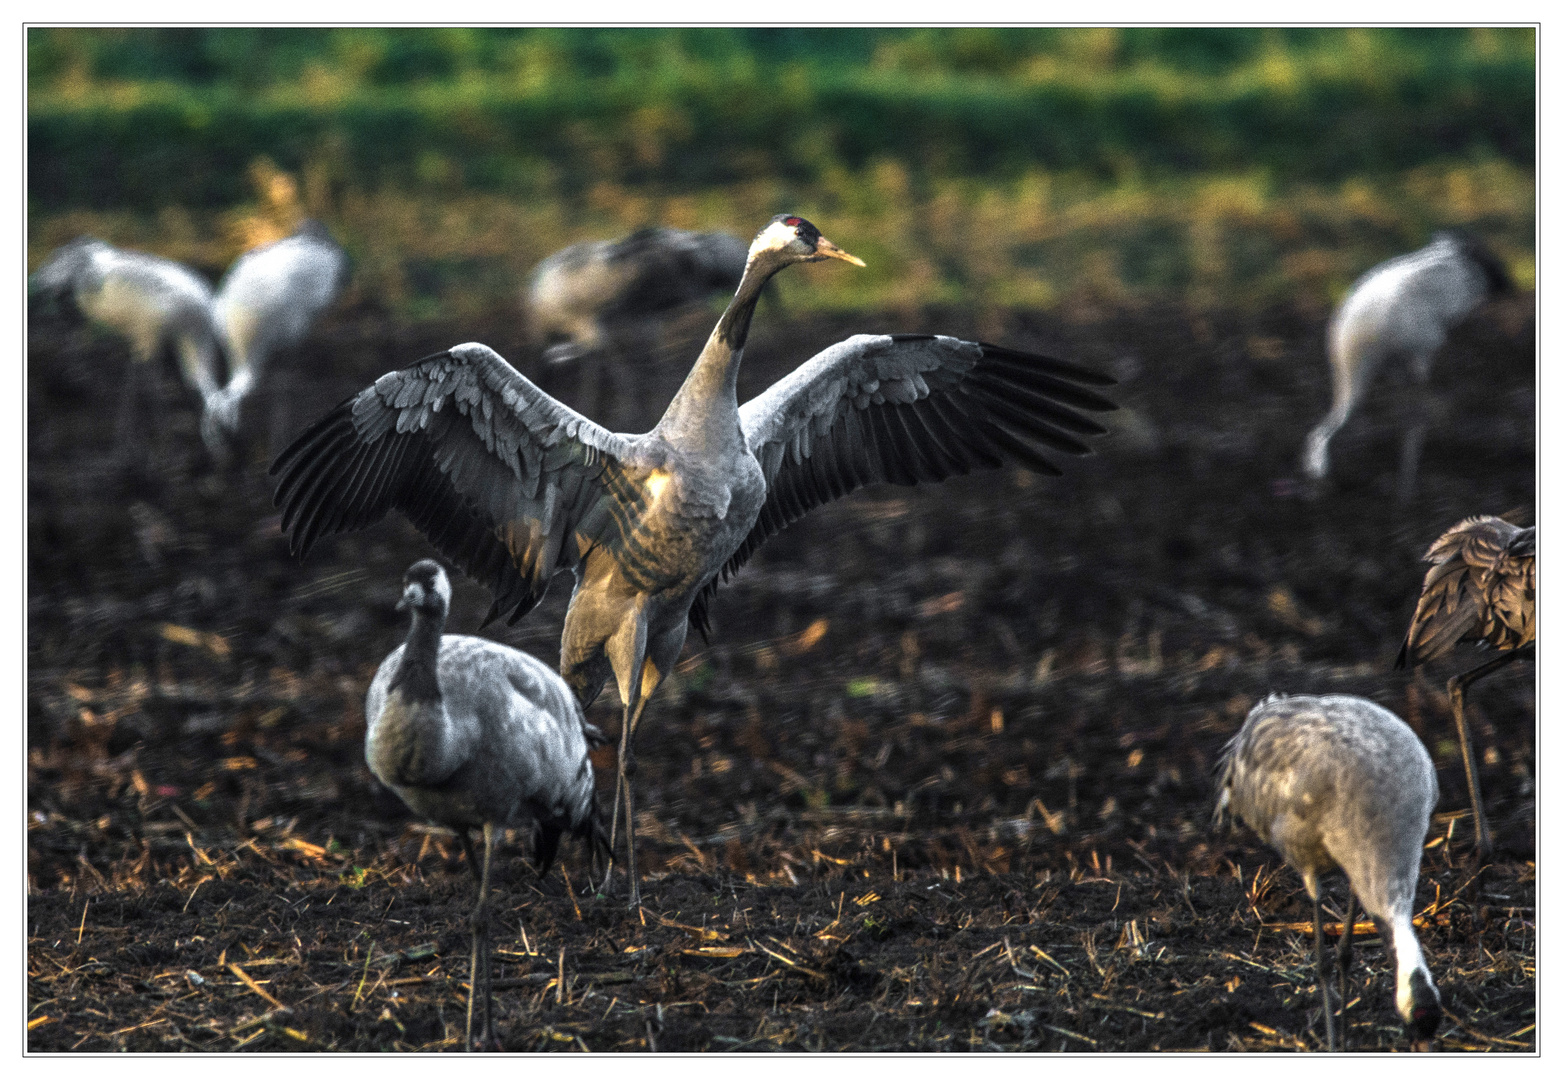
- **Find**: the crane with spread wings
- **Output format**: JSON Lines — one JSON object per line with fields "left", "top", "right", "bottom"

{"left": 273, "top": 214, "right": 1117, "bottom": 905}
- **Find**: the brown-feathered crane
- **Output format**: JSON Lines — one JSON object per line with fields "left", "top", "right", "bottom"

{"left": 271, "top": 214, "right": 1117, "bottom": 906}
{"left": 1396, "top": 515, "right": 1534, "bottom": 856}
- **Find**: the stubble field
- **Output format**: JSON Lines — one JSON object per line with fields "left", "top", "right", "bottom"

{"left": 27, "top": 294, "right": 1534, "bottom": 1052}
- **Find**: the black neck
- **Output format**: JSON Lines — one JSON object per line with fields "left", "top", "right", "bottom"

{"left": 657, "top": 251, "right": 790, "bottom": 442}
{"left": 712, "top": 255, "right": 781, "bottom": 354}
{"left": 389, "top": 607, "right": 444, "bottom": 703}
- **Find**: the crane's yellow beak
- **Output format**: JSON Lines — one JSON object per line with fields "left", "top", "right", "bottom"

{"left": 816, "top": 236, "right": 866, "bottom": 267}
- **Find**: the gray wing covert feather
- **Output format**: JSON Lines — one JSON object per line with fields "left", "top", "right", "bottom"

{"left": 436, "top": 637, "right": 597, "bottom": 826}
{"left": 272, "top": 343, "right": 633, "bottom": 625}
{"left": 686, "top": 333, "right": 1117, "bottom": 638}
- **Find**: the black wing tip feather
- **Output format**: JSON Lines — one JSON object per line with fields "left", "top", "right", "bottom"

{"left": 978, "top": 342, "right": 1120, "bottom": 392}
{"left": 268, "top": 395, "right": 356, "bottom": 481}
{"left": 688, "top": 591, "right": 714, "bottom": 644}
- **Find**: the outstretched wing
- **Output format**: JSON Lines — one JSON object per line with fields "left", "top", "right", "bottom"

{"left": 1397, "top": 516, "right": 1536, "bottom": 667}
{"left": 271, "top": 342, "right": 639, "bottom": 625}
{"left": 687, "top": 333, "right": 1116, "bottom": 636}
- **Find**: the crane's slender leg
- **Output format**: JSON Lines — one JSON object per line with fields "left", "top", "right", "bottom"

{"left": 462, "top": 824, "right": 498, "bottom": 1052}
{"left": 1447, "top": 645, "right": 1528, "bottom": 859}
{"left": 604, "top": 614, "right": 653, "bottom": 908}
{"left": 616, "top": 713, "right": 640, "bottom": 908}
{"left": 612, "top": 681, "right": 660, "bottom": 909}
{"left": 479, "top": 822, "right": 497, "bottom": 1050}
{"left": 1314, "top": 890, "right": 1338, "bottom": 1052}
{"left": 461, "top": 832, "right": 481, "bottom": 1051}
{"left": 607, "top": 737, "right": 624, "bottom": 870}
{"left": 1336, "top": 891, "right": 1358, "bottom": 1050}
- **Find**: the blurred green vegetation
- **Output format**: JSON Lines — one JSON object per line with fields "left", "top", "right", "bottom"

{"left": 28, "top": 28, "right": 1535, "bottom": 322}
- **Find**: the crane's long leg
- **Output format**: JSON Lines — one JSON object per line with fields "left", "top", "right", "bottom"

{"left": 460, "top": 832, "right": 480, "bottom": 1051}
{"left": 463, "top": 824, "right": 498, "bottom": 1052}
{"left": 1315, "top": 891, "right": 1337, "bottom": 1052}
{"left": 603, "top": 615, "right": 654, "bottom": 909}
{"left": 1447, "top": 646, "right": 1528, "bottom": 859}
{"left": 1336, "top": 891, "right": 1358, "bottom": 1050}
{"left": 612, "top": 685, "right": 657, "bottom": 909}
{"left": 607, "top": 709, "right": 637, "bottom": 902}
{"left": 479, "top": 822, "right": 496, "bottom": 1050}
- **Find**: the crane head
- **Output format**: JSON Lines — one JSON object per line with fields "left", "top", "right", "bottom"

{"left": 749, "top": 215, "right": 865, "bottom": 268}
{"left": 397, "top": 559, "right": 452, "bottom": 615}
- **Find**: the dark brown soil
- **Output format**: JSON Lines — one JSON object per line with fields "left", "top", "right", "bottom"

{"left": 27, "top": 295, "right": 1535, "bottom": 1053}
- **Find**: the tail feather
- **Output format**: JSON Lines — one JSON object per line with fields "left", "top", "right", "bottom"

{"left": 532, "top": 822, "right": 564, "bottom": 877}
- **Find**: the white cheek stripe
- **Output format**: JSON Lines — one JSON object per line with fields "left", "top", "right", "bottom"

{"left": 432, "top": 569, "right": 452, "bottom": 607}
{"left": 748, "top": 220, "right": 794, "bottom": 259}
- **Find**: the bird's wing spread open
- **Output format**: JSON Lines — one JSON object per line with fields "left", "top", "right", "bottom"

{"left": 271, "top": 342, "right": 638, "bottom": 625}
{"left": 686, "top": 333, "right": 1116, "bottom": 636}
{"left": 1397, "top": 516, "right": 1535, "bottom": 666}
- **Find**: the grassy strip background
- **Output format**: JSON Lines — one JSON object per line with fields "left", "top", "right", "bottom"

{"left": 28, "top": 160, "right": 1534, "bottom": 324}
{"left": 30, "top": 28, "right": 1533, "bottom": 211}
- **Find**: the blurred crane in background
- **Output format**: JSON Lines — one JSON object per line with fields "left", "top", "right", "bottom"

{"left": 1301, "top": 229, "right": 1514, "bottom": 502}
{"left": 210, "top": 219, "right": 349, "bottom": 457}
{"left": 1217, "top": 694, "right": 1443, "bottom": 1052}
{"left": 527, "top": 226, "right": 749, "bottom": 425}
{"left": 1396, "top": 513, "right": 1535, "bottom": 857}
{"left": 29, "top": 236, "right": 227, "bottom": 465}
{"left": 365, "top": 559, "right": 608, "bottom": 1051}
{"left": 272, "top": 214, "right": 1117, "bottom": 906}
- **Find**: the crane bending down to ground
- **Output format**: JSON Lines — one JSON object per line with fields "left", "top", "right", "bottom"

{"left": 527, "top": 227, "right": 749, "bottom": 426}
{"left": 1300, "top": 229, "right": 1514, "bottom": 501}
{"left": 366, "top": 560, "right": 607, "bottom": 1051}
{"left": 1397, "top": 514, "right": 1535, "bottom": 857}
{"left": 29, "top": 236, "right": 227, "bottom": 462}
{"left": 1217, "top": 694, "right": 1442, "bottom": 1052}
{"left": 210, "top": 219, "right": 348, "bottom": 455}
{"left": 528, "top": 226, "right": 748, "bottom": 364}
{"left": 273, "top": 214, "right": 1117, "bottom": 906}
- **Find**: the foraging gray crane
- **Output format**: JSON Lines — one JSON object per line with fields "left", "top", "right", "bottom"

{"left": 528, "top": 227, "right": 750, "bottom": 426}
{"left": 273, "top": 214, "right": 1117, "bottom": 906}
{"left": 366, "top": 559, "right": 607, "bottom": 1051}
{"left": 1396, "top": 514, "right": 1534, "bottom": 857}
{"left": 1301, "top": 229, "right": 1514, "bottom": 501}
{"left": 29, "top": 236, "right": 227, "bottom": 461}
{"left": 210, "top": 219, "right": 348, "bottom": 453}
{"left": 1217, "top": 694, "right": 1442, "bottom": 1052}
{"left": 528, "top": 226, "right": 748, "bottom": 364}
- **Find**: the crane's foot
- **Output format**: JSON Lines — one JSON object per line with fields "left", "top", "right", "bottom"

{"left": 466, "top": 1028, "right": 504, "bottom": 1053}
{"left": 604, "top": 864, "right": 642, "bottom": 909}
